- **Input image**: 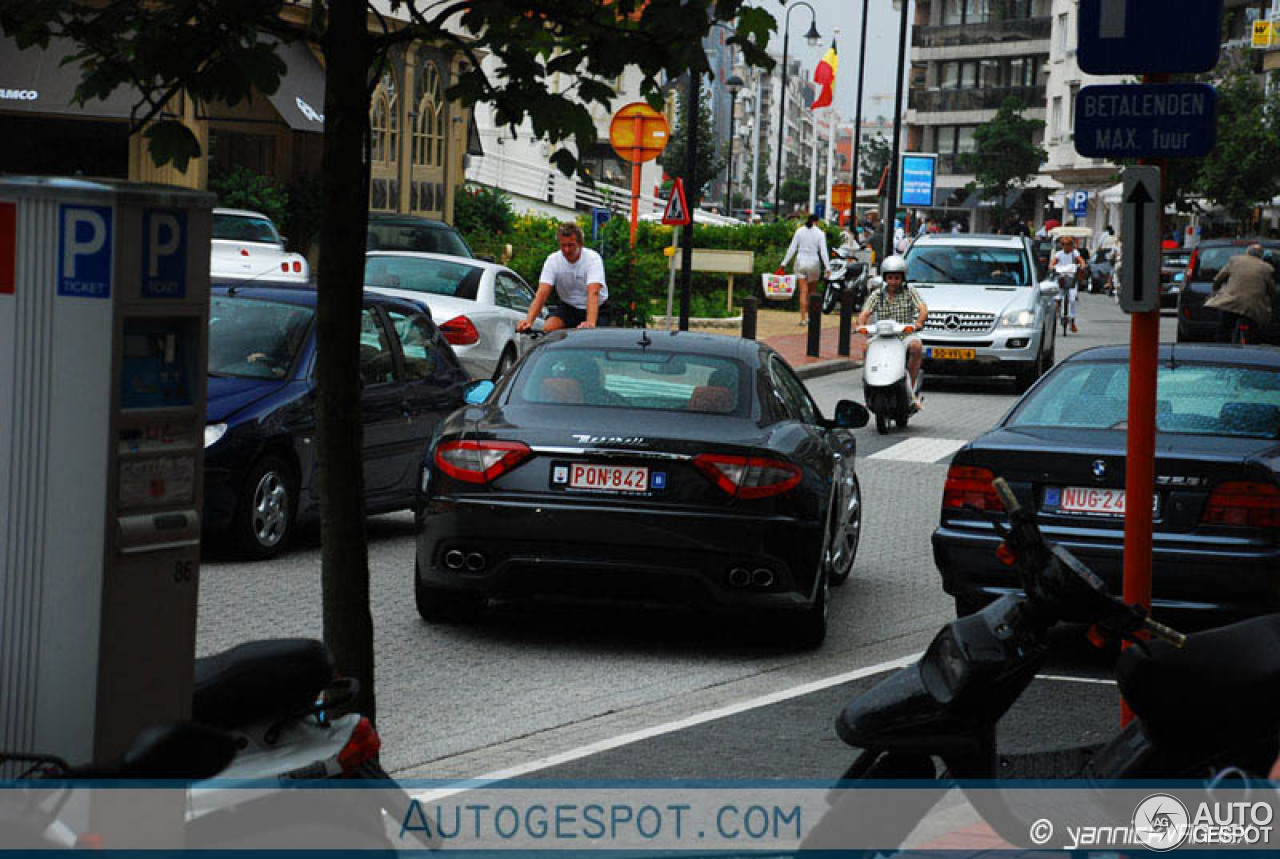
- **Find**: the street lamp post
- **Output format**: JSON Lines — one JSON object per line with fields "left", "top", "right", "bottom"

{"left": 882, "top": 0, "right": 911, "bottom": 262}
{"left": 724, "top": 74, "right": 744, "bottom": 217}
{"left": 772, "top": 1, "right": 821, "bottom": 220}
{"left": 851, "top": 0, "right": 870, "bottom": 200}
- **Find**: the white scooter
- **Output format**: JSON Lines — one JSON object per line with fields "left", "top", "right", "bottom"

{"left": 861, "top": 318, "right": 923, "bottom": 435}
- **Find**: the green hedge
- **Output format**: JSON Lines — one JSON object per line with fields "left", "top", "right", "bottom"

{"left": 454, "top": 188, "right": 841, "bottom": 320}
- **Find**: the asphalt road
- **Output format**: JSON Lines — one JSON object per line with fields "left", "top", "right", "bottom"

{"left": 196, "top": 293, "right": 1179, "bottom": 781}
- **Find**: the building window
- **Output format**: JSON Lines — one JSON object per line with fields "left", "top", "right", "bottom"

{"left": 1051, "top": 96, "right": 1063, "bottom": 140}
{"left": 412, "top": 55, "right": 445, "bottom": 168}
{"left": 370, "top": 68, "right": 399, "bottom": 166}
{"left": 1057, "top": 13, "right": 1069, "bottom": 56}
{"left": 1067, "top": 84, "right": 1079, "bottom": 138}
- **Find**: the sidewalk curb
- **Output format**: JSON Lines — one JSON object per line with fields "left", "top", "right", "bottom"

{"left": 793, "top": 358, "right": 862, "bottom": 380}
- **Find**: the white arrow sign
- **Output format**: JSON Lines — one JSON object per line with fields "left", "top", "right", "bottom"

{"left": 1120, "top": 165, "right": 1161, "bottom": 313}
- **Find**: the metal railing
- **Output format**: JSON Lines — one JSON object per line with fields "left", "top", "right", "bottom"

{"left": 910, "top": 85, "right": 1045, "bottom": 113}
{"left": 912, "top": 16, "right": 1051, "bottom": 48}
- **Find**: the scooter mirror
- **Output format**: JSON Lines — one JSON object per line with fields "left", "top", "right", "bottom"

{"left": 833, "top": 399, "right": 870, "bottom": 429}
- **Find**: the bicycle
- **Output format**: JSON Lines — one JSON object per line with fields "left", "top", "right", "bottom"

{"left": 1054, "top": 266, "right": 1078, "bottom": 336}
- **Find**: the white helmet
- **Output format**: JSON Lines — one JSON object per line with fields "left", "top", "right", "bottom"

{"left": 880, "top": 255, "right": 907, "bottom": 276}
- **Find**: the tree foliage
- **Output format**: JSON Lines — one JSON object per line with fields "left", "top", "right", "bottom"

{"left": 858, "top": 134, "right": 890, "bottom": 190}
{"left": 1195, "top": 56, "right": 1280, "bottom": 222}
{"left": 0, "top": 0, "right": 778, "bottom": 722}
{"left": 779, "top": 164, "right": 810, "bottom": 209}
{"left": 209, "top": 166, "right": 290, "bottom": 229}
{"left": 658, "top": 84, "right": 726, "bottom": 207}
{"left": 959, "top": 97, "right": 1046, "bottom": 218}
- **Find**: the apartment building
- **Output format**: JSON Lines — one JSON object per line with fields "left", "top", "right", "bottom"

{"left": 905, "top": 0, "right": 1059, "bottom": 229}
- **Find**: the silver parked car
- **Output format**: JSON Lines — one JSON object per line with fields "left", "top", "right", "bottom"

{"left": 364, "top": 252, "right": 544, "bottom": 380}
{"left": 903, "top": 233, "right": 1059, "bottom": 392}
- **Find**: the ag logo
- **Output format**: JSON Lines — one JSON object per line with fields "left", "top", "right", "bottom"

{"left": 1133, "top": 793, "right": 1189, "bottom": 851}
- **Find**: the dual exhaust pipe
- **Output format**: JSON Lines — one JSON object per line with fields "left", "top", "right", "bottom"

{"left": 443, "top": 549, "right": 487, "bottom": 573}
{"left": 727, "top": 567, "right": 775, "bottom": 589}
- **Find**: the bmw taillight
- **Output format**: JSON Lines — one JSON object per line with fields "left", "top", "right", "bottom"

{"left": 1185, "top": 247, "right": 1198, "bottom": 281}
{"left": 336, "top": 717, "right": 382, "bottom": 774}
{"left": 441, "top": 315, "right": 480, "bottom": 345}
{"left": 435, "top": 440, "right": 531, "bottom": 484}
{"left": 942, "top": 465, "right": 1004, "bottom": 511}
{"left": 1200, "top": 481, "right": 1280, "bottom": 528}
{"left": 693, "top": 454, "right": 802, "bottom": 499}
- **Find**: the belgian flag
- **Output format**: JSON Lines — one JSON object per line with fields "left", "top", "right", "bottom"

{"left": 810, "top": 40, "right": 838, "bottom": 110}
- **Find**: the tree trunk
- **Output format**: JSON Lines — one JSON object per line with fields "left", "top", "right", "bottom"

{"left": 316, "top": 1, "right": 376, "bottom": 724}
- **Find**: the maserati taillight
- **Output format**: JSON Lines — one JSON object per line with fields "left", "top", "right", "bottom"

{"left": 693, "top": 454, "right": 802, "bottom": 499}
{"left": 435, "top": 440, "right": 532, "bottom": 484}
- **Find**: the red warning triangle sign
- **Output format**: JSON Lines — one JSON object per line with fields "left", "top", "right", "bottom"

{"left": 661, "top": 178, "right": 691, "bottom": 226}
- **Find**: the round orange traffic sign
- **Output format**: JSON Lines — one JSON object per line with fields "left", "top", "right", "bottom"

{"left": 609, "top": 102, "right": 669, "bottom": 164}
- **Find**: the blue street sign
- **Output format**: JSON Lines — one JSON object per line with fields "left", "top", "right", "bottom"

{"left": 899, "top": 154, "right": 937, "bottom": 208}
{"left": 1074, "top": 84, "right": 1217, "bottom": 159}
{"left": 1069, "top": 190, "right": 1089, "bottom": 219}
{"left": 591, "top": 207, "right": 612, "bottom": 241}
{"left": 1078, "top": 0, "right": 1222, "bottom": 75}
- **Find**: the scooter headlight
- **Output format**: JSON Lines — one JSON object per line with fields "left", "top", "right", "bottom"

{"left": 999, "top": 308, "right": 1036, "bottom": 328}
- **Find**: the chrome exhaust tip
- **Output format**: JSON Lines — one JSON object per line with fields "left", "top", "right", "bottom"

{"left": 727, "top": 567, "right": 751, "bottom": 588}
{"left": 752, "top": 568, "right": 775, "bottom": 588}
{"left": 443, "top": 549, "right": 466, "bottom": 570}
{"left": 465, "top": 552, "right": 487, "bottom": 572}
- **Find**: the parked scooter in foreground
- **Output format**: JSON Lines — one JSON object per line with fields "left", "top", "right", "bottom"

{"left": 803, "top": 477, "right": 1280, "bottom": 850}
{"left": 860, "top": 317, "right": 923, "bottom": 435}
{"left": 1, "top": 639, "right": 430, "bottom": 850}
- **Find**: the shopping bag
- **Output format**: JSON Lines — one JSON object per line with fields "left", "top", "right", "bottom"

{"left": 762, "top": 272, "right": 797, "bottom": 300}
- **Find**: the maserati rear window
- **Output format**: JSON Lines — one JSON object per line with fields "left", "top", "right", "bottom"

{"left": 1008, "top": 361, "right": 1280, "bottom": 439}
{"left": 514, "top": 348, "right": 747, "bottom": 415}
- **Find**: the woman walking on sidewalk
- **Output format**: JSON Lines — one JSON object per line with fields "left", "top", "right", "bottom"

{"left": 781, "top": 214, "right": 831, "bottom": 326}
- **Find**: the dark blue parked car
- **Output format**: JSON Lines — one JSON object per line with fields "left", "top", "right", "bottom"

{"left": 204, "top": 282, "right": 470, "bottom": 559}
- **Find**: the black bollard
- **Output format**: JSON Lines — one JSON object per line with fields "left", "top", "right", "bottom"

{"left": 741, "top": 297, "right": 758, "bottom": 341}
{"left": 838, "top": 288, "right": 855, "bottom": 357}
{"left": 806, "top": 294, "right": 822, "bottom": 357}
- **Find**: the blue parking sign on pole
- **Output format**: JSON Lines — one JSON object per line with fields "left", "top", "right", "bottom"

{"left": 1070, "top": 191, "right": 1089, "bottom": 219}
{"left": 1077, "top": 0, "right": 1222, "bottom": 75}
{"left": 591, "top": 207, "right": 612, "bottom": 242}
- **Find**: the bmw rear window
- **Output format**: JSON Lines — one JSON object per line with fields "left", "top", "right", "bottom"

{"left": 513, "top": 348, "right": 747, "bottom": 415}
{"left": 1008, "top": 361, "right": 1280, "bottom": 439}
{"left": 906, "top": 245, "right": 1032, "bottom": 286}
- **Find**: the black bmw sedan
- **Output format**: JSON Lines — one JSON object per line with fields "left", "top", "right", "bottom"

{"left": 934, "top": 344, "right": 1280, "bottom": 628}
{"left": 414, "top": 329, "right": 869, "bottom": 647}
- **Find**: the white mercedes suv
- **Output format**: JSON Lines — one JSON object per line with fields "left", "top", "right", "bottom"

{"left": 903, "top": 233, "right": 1059, "bottom": 392}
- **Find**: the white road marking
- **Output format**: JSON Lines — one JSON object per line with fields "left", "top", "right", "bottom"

{"left": 408, "top": 652, "right": 919, "bottom": 800}
{"left": 1037, "top": 673, "right": 1117, "bottom": 686}
{"left": 868, "top": 437, "right": 969, "bottom": 463}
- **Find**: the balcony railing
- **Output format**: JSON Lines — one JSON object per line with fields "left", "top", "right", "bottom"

{"left": 913, "top": 16, "right": 1051, "bottom": 49}
{"left": 910, "top": 85, "right": 1045, "bottom": 113}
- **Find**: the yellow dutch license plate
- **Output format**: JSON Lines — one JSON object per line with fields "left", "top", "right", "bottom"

{"left": 929, "top": 347, "right": 976, "bottom": 360}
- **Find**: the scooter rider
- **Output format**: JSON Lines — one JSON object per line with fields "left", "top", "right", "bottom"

{"left": 857, "top": 255, "right": 928, "bottom": 409}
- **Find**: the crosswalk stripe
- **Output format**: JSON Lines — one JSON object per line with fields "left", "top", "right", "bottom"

{"left": 867, "top": 437, "right": 969, "bottom": 463}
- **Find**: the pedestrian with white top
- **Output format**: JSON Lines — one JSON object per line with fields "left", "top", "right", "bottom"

{"left": 780, "top": 214, "right": 830, "bottom": 326}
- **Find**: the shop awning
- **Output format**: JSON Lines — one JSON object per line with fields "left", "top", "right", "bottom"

{"left": 263, "top": 41, "right": 327, "bottom": 132}
{"left": 0, "top": 36, "right": 139, "bottom": 120}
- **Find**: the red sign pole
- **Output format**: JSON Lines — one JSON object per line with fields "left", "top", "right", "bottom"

{"left": 629, "top": 114, "right": 643, "bottom": 248}
{"left": 1120, "top": 73, "right": 1169, "bottom": 726}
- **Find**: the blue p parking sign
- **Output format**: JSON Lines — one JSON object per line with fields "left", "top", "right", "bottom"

{"left": 142, "top": 210, "right": 187, "bottom": 299}
{"left": 58, "top": 204, "right": 113, "bottom": 299}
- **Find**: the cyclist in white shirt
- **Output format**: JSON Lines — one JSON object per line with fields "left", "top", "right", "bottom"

{"left": 519, "top": 222, "right": 609, "bottom": 331}
{"left": 1051, "top": 236, "right": 1085, "bottom": 333}
{"left": 780, "top": 214, "right": 831, "bottom": 325}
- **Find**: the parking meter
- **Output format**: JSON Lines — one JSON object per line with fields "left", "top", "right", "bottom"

{"left": 0, "top": 177, "right": 213, "bottom": 767}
